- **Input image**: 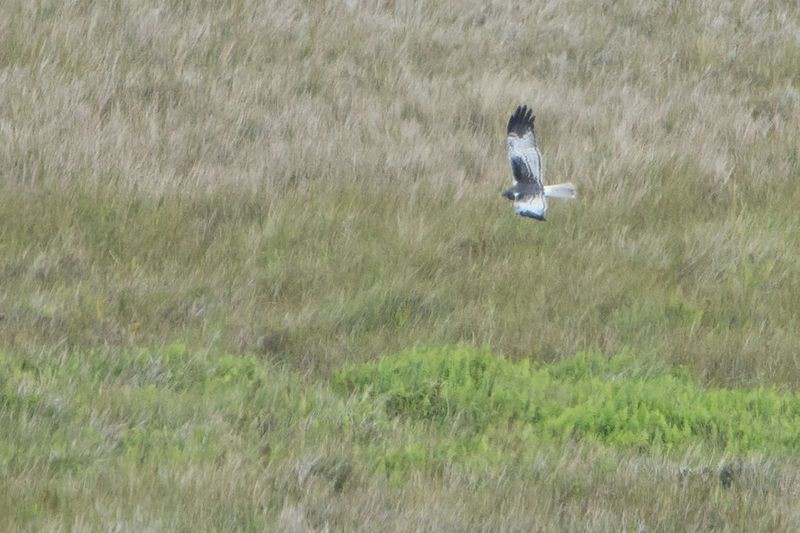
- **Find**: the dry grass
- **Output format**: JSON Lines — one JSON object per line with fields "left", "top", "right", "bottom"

{"left": 1, "top": 0, "right": 799, "bottom": 530}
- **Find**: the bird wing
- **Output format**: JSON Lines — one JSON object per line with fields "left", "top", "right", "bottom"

{"left": 506, "top": 105, "right": 544, "bottom": 194}
{"left": 513, "top": 194, "right": 547, "bottom": 221}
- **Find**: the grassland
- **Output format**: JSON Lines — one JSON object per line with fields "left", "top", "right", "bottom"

{"left": 1, "top": 0, "right": 799, "bottom": 530}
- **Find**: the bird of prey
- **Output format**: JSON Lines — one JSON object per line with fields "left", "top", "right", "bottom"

{"left": 502, "top": 105, "right": 576, "bottom": 221}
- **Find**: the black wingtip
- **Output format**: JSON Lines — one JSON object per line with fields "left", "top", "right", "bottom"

{"left": 519, "top": 212, "right": 546, "bottom": 221}
{"left": 507, "top": 105, "right": 535, "bottom": 137}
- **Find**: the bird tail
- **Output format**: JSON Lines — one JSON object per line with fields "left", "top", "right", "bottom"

{"left": 544, "top": 183, "right": 577, "bottom": 200}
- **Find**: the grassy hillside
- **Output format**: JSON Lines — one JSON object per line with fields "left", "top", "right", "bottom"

{"left": 1, "top": 0, "right": 799, "bottom": 530}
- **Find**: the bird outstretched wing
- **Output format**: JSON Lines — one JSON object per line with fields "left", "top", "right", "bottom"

{"left": 506, "top": 105, "right": 543, "bottom": 193}
{"left": 506, "top": 105, "right": 546, "bottom": 219}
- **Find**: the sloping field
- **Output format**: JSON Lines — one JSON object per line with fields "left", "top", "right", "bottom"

{"left": 1, "top": 0, "right": 799, "bottom": 529}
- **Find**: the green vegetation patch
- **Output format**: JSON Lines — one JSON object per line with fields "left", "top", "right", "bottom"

{"left": 0, "top": 343, "right": 271, "bottom": 474}
{"left": 4, "top": 342, "right": 800, "bottom": 529}
{"left": 335, "top": 346, "right": 800, "bottom": 455}
{"left": 0, "top": 342, "right": 346, "bottom": 529}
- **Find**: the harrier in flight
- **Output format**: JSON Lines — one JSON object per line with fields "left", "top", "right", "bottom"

{"left": 502, "top": 105, "right": 576, "bottom": 221}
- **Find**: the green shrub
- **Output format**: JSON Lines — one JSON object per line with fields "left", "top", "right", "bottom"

{"left": 335, "top": 346, "right": 800, "bottom": 454}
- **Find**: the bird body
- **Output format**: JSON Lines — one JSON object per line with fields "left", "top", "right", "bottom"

{"left": 502, "top": 105, "right": 576, "bottom": 220}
